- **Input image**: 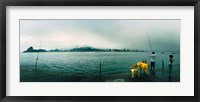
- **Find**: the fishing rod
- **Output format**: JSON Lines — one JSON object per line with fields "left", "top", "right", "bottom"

{"left": 35, "top": 41, "right": 42, "bottom": 72}
{"left": 147, "top": 33, "right": 152, "bottom": 52}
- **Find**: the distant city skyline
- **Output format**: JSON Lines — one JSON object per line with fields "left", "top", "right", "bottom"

{"left": 20, "top": 19, "right": 180, "bottom": 52}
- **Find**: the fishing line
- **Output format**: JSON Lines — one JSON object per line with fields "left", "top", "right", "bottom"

{"left": 35, "top": 40, "right": 42, "bottom": 72}
{"left": 147, "top": 32, "right": 152, "bottom": 52}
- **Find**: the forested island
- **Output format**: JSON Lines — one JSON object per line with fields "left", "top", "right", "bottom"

{"left": 23, "top": 46, "right": 147, "bottom": 53}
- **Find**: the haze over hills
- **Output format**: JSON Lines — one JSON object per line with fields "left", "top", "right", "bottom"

{"left": 23, "top": 46, "right": 147, "bottom": 53}
{"left": 20, "top": 20, "right": 180, "bottom": 52}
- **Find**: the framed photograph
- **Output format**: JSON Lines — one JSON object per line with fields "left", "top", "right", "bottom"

{"left": 0, "top": 0, "right": 199, "bottom": 102}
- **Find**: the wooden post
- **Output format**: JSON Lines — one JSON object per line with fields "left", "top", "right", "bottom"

{"left": 162, "top": 60, "right": 164, "bottom": 71}
{"left": 34, "top": 61, "right": 38, "bottom": 78}
{"left": 35, "top": 61, "right": 37, "bottom": 73}
{"left": 100, "top": 62, "right": 101, "bottom": 80}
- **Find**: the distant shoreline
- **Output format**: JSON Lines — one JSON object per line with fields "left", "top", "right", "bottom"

{"left": 23, "top": 46, "right": 148, "bottom": 53}
{"left": 23, "top": 46, "right": 180, "bottom": 54}
{"left": 21, "top": 51, "right": 148, "bottom": 53}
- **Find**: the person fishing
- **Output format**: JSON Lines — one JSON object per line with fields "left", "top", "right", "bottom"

{"left": 150, "top": 52, "right": 156, "bottom": 71}
{"left": 146, "top": 33, "right": 156, "bottom": 71}
{"left": 168, "top": 55, "right": 174, "bottom": 78}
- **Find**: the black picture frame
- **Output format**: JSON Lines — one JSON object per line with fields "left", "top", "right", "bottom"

{"left": 0, "top": 0, "right": 199, "bottom": 102}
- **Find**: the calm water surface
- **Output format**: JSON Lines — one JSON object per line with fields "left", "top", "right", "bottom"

{"left": 20, "top": 52, "right": 180, "bottom": 82}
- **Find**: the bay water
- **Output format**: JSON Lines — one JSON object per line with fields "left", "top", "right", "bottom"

{"left": 20, "top": 52, "right": 180, "bottom": 82}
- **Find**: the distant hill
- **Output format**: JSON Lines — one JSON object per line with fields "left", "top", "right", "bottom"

{"left": 23, "top": 46, "right": 47, "bottom": 52}
{"left": 70, "top": 47, "right": 104, "bottom": 52}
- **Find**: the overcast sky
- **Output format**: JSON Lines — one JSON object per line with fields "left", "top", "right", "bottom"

{"left": 20, "top": 19, "right": 180, "bottom": 52}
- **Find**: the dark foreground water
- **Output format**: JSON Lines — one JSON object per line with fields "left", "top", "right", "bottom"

{"left": 20, "top": 52, "right": 180, "bottom": 82}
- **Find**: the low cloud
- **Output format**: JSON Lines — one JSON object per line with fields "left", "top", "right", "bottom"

{"left": 20, "top": 19, "right": 180, "bottom": 52}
